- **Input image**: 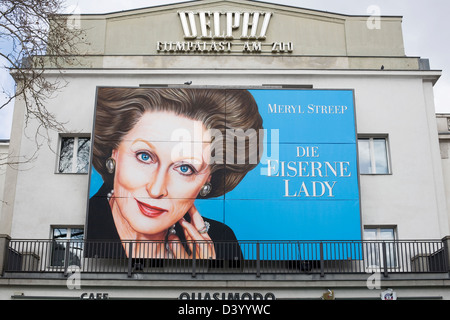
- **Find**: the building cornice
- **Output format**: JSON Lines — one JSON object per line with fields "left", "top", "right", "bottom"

{"left": 35, "top": 68, "right": 442, "bottom": 79}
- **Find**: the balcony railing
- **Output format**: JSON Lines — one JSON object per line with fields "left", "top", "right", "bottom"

{"left": 3, "top": 239, "right": 449, "bottom": 277}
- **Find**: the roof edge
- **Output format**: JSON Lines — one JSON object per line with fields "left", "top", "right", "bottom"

{"left": 60, "top": 0, "right": 403, "bottom": 19}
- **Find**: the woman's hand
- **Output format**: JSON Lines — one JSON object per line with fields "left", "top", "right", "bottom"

{"left": 167, "top": 205, "right": 216, "bottom": 259}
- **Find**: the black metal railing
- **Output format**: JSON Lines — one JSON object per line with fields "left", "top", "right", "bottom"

{"left": 4, "top": 239, "right": 449, "bottom": 277}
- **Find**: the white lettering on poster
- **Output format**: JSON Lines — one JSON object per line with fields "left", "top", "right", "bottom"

{"left": 267, "top": 104, "right": 348, "bottom": 114}
{"left": 266, "top": 146, "right": 353, "bottom": 198}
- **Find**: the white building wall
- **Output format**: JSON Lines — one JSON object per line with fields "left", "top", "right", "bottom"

{"left": 0, "top": 141, "right": 9, "bottom": 223}
{"left": 437, "top": 114, "right": 450, "bottom": 232}
{"left": 2, "top": 69, "right": 447, "bottom": 240}
{"left": 1, "top": 1, "right": 449, "bottom": 301}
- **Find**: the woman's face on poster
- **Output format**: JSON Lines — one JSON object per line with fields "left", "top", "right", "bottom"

{"left": 110, "top": 111, "right": 212, "bottom": 237}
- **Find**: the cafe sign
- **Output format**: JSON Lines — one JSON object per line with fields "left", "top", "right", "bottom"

{"left": 156, "top": 11, "right": 294, "bottom": 54}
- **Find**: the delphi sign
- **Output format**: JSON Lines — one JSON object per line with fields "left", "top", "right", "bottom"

{"left": 156, "top": 11, "right": 294, "bottom": 54}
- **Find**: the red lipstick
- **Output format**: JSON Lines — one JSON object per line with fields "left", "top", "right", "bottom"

{"left": 135, "top": 199, "right": 168, "bottom": 218}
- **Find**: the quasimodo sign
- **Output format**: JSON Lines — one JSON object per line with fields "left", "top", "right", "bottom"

{"left": 85, "top": 88, "right": 361, "bottom": 262}
{"left": 156, "top": 11, "right": 294, "bottom": 54}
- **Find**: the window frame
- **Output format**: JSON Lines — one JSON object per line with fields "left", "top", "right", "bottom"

{"left": 357, "top": 135, "right": 392, "bottom": 175}
{"left": 49, "top": 226, "right": 84, "bottom": 268}
{"left": 363, "top": 226, "right": 398, "bottom": 269}
{"left": 363, "top": 226, "right": 397, "bottom": 241}
{"left": 56, "top": 134, "right": 91, "bottom": 174}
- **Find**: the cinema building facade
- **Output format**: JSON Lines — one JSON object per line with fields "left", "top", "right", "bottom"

{"left": 1, "top": 0, "right": 450, "bottom": 300}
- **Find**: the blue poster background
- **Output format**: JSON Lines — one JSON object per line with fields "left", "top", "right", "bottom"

{"left": 198, "top": 89, "right": 361, "bottom": 242}
{"left": 89, "top": 89, "right": 361, "bottom": 244}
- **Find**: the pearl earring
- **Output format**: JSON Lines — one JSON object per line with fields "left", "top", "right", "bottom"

{"left": 106, "top": 157, "right": 116, "bottom": 174}
{"left": 199, "top": 183, "right": 212, "bottom": 197}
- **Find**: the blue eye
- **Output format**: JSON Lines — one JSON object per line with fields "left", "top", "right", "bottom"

{"left": 137, "top": 152, "right": 152, "bottom": 163}
{"left": 177, "top": 164, "right": 195, "bottom": 176}
{"left": 180, "top": 165, "right": 190, "bottom": 173}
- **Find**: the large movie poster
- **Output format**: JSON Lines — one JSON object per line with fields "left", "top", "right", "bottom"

{"left": 86, "top": 87, "right": 361, "bottom": 260}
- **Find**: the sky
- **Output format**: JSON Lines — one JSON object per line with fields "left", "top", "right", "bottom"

{"left": 0, "top": 0, "right": 449, "bottom": 139}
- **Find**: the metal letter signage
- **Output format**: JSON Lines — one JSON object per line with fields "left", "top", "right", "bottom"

{"left": 156, "top": 11, "right": 293, "bottom": 54}
{"left": 178, "top": 11, "right": 272, "bottom": 40}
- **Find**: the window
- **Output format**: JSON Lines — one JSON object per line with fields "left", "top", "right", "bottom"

{"left": 364, "top": 227, "right": 396, "bottom": 241}
{"left": 358, "top": 137, "right": 390, "bottom": 174}
{"left": 364, "top": 227, "right": 397, "bottom": 269}
{"left": 51, "top": 227, "right": 84, "bottom": 267}
{"left": 58, "top": 136, "right": 91, "bottom": 173}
